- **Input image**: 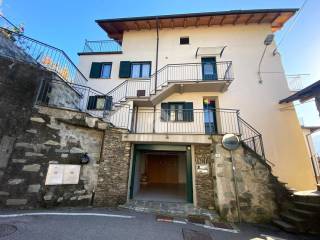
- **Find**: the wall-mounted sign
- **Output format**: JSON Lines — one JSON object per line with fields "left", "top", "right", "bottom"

{"left": 45, "top": 164, "right": 81, "bottom": 185}
{"left": 196, "top": 164, "right": 209, "bottom": 174}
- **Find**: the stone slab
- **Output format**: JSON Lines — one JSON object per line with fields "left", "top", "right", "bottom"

{"left": 6, "top": 199, "right": 28, "bottom": 205}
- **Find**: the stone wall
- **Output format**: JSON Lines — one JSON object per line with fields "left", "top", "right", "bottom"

{"left": 194, "top": 144, "right": 215, "bottom": 209}
{"left": 41, "top": 78, "right": 82, "bottom": 111}
{"left": 94, "top": 129, "right": 132, "bottom": 207}
{"left": 0, "top": 106, "right": 107, "bottom": 208}
{"left": 211, "top": 136, "right": 279, "bottom": 223}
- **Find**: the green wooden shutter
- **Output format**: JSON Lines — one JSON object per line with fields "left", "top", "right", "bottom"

{"left": 105, "top": 96, "right": 113, "bottom": 111}
{"left": 89, "top": 62, "right": 102, "bottom": 78}
{"left": 87, "top": 96, "right": 97, "bottom": 110}
{"left": 183, "top": 102, "right": 194, "bottom": 122}
{"left": 119, "top": 61, "right": 131, "bottom": 78}
{"left": 161, "top": 103, "right": 169, "bottom": 121}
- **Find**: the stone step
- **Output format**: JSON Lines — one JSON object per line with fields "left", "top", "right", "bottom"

{"left": 288, "top": 208, "right": 316, "bottom": 219}
{"left": 280, "top": 212, "right": 306, "bottom": 232}
{"left": 293, "top": 191, "right": 320, "bottom": 204}
{"left": 272, "top": 219, "right": 297, "bottom": 233}
{"left": 294, "top": 201, "right": 320, "bottom": 212}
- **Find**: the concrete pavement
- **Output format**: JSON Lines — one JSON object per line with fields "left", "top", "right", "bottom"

{"left": 0, "top": 208, "right": 317, "bottom": 240}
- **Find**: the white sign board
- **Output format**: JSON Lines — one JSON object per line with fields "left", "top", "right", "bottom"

{"left": 196, "top": 164, "right": 209, "bottom": 174}
{"left": 45, "top": 164, "right": 81, "bottom": 185}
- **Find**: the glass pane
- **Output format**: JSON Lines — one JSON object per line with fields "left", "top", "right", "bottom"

{"left": 203, "top": 63, "right": 214, "bottom": 75}
{"left": 170, "top": 104, "right": 175, "bottom": 121}
{"left": 141, "top": 64, "right": 150, "bottom": 78}
{"left": 131, "top": 64, "right": 140, "bottom": 78}
{"left": 101, "top": 64, "right": 111, "bottom": 78}
{"left": 96, "top": 97, "right": 105, "bottom": 110}
{"left": 177, "top": 104, "right": 183, "bottom": 121}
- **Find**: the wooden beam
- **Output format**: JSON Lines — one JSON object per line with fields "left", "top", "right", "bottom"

{"left": 146, "top": 20, "right": 152, "bottom": 30}
{"left": 271, "top": 13, "right": 281, "bottom": 24}
{"left": 258, "top": 13, "right": 267, "bottom": 24}
{"left": 233, "top": 15, "right": 240, "bottom": 25}
{"left": 195, "top": 17, "right": 200, "bottom": 27}
{"left": 245, "top": 14, "right": 254, "bottom": 25}
{"left": 134, "top": 21, "right": 140, "bottom": 30}
{"left": 170, "top": 19, "right": 174, "bottom": 29}
{"left": 183, "top": 18, "right": 187, "bottom": 27}
{"left": 208, "top": 16, "right": 213, "bottom": 26}
{"left": 219, "top": 15, "right": 226, "bottom": 25}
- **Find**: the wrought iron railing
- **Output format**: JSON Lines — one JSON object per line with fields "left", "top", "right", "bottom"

{"left": 105, "top": 80, "right": 150, "bottom": 104}
{"left": 238, "top": 116, "right": 265, "bottom": 159}
{"left": 82, "top": 39, "right": 122, "bottom": 53}
{"left": 0, "top": 17, "right": 88, "bottom": 86}
{"left": 35, "top": 77, "right": 108, "bottom": 118}
{"left": 150, "top": 61, "right": 233, "bottom": 94}
{"left": 131, "top": 108, "right": 239, "bottom": 135}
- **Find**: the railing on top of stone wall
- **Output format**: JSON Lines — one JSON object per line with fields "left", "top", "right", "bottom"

{"left": 35, "top": 77, "right": 108, "bottom": 118}
{"left": 0, "top": 16, "right": 88, "bottom": 86}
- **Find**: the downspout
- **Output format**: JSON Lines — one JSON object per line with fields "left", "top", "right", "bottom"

{"left": 306, "top": 132, "right": 319, "bottom": 184}
{"left": 155, "top": 17, "right": 159, "bottom": 92}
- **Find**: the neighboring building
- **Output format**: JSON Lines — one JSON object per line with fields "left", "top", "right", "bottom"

{"left": 78, "top": 9, "right": 315, "bottom": 193}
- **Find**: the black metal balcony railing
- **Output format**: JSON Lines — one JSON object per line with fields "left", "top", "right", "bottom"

{"left": 150, "top": 61, "right": 233, "bottom": 94}
{"left": 0, "top": 16, "right": 88, "bottom": 86}
{"left": 123, "top": 107, "right": 265, "bottom": 159}
{"left": 82, "top": 40, "right": 122, "bottom": 53}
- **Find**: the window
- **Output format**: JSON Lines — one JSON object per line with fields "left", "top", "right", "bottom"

{"left": 89, "top": 62, "right": 112, "bottom": 79}
{"left": 161, "top": 102, "right": 193, "bottom": 122}
{"left": 87, "top": 95, "right": 113, "bottom": 111}
{"left": 100, "top": 63, "right": 112, "bottom": 78}
{"left": 180, "top": 37, "right": 189, "bottom": 45}
{"left": 131, "top": 62, "right": 151, "bottom": 78}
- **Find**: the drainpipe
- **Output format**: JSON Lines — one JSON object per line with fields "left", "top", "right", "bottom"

{"left": 155, "top": 17, "right": 159, "bottom": 92}
{"left": 306, "top": 132, "right": 319, "bottom": 185}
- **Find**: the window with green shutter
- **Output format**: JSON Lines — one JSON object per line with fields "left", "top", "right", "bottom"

{"left": 89, "top": 62, "right": 112, "bottom": 79}
{"left": 90, "top": 62, "right": 102, "bottom": 78}
{"left": 161, "top": 102, "right": 194, "bottom": 122}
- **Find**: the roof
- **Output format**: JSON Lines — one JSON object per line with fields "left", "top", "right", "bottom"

{"left": 96, "top": 8, "right": 298, "bottom": 42}
{"left": 301, "top": 126, "right": 320, "bottom": 133}
{"left": 279, "top": 80, "right": 320, "bottom": 104}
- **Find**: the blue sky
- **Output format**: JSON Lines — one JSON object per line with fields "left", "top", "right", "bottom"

{"left": 1, "top": 0, "right": 319, "bottom": 127}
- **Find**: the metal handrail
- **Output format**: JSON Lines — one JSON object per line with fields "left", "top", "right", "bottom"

{"left": 0, "top": 25, "right": 88, "bottom": 86}
{"left": 82, "top": 39, "right": 122, "bottom": 53}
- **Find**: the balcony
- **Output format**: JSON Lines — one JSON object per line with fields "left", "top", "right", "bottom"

{"left": 79, "top": 40, "right": 122, "bottom": 55}
{"left": 112, "top": 107, "right": 265, "bottom": 158}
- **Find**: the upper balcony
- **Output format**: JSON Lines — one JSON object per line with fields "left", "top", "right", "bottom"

{"left": 78, "top": 39, "right": 122, "bottom": 55}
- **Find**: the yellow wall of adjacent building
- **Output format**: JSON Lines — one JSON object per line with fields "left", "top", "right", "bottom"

{"left": 78, "top": 24, "right": 316, "bottom": 190}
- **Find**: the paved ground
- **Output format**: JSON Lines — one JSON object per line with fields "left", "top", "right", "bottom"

{"left": 0, "top": 208, "right": 317, "bottom": 240}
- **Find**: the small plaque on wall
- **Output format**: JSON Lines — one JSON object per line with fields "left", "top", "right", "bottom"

{"left": 196, "top": 164, "right": 209, "bottom": 174}
{"left": 45, "top": 164, "right": 81, "bottom": 185}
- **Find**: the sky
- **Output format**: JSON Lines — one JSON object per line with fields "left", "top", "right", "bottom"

{"left": 1, "top": 0, "right": 320, "bottom": 142}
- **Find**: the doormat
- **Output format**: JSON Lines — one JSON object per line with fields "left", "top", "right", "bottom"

{"left": 182, "top": 228, "right": 212, "bottom": 240}
{"left": 211, "top": 222, "right": 234, "bottom": 230}
{"left": 156, "top": 214, "right": 174, "bottom": 223}
{"left": 187, "top": 215, "right": 209, "bottom": 225}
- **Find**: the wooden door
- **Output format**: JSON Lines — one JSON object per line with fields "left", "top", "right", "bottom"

{"left": 147, "top": 154, "right": 178, "bottom": 184}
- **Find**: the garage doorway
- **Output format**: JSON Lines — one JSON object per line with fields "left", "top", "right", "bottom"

{"left": 130, "top": 145, "right": 193, "bottom": 203}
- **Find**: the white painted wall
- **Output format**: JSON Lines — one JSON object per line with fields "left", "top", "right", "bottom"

{"left": 78, "top": 24, "right": 316, "bottom": 190}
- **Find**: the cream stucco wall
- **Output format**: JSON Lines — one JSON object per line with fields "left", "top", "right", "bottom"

{"left": 78, "top": 24, "right": 316, "bottom": 190}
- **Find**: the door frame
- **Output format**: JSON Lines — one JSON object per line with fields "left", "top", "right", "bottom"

{"left": 129, "top": 144, "right": 193, "bottom": 203}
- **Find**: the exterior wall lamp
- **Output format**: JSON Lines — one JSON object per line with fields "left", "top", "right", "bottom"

{"left": 258, "top": 34, "right": 274, "bottom": 84}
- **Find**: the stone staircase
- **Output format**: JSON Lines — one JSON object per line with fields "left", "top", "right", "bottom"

{"left": 272, "top": 186, "right": 320, "bottom": 234}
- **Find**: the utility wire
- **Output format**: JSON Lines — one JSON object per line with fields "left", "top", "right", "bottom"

{"left": 273, "top": 0, "right": 309, "bottom": 55}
